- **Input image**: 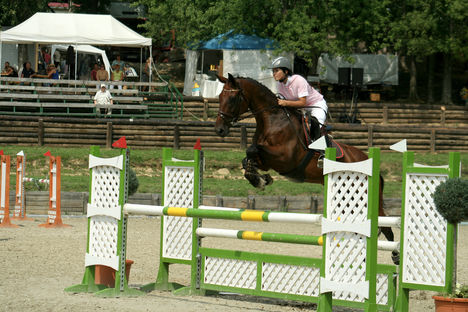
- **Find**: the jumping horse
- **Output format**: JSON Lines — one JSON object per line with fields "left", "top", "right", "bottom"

{"left": 214, "top": 73, "right": 399, "bottom": 265}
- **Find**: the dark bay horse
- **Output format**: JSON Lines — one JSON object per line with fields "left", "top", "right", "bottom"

{"left": 215, "top": 74, "right": 399, "bottom": 264}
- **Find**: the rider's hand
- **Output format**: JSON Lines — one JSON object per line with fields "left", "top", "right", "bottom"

{"left": 278, "top": 99, "right": 287, "bottom": 106}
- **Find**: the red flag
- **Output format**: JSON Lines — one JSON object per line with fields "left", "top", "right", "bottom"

{"left": 112, "top": 136, "right": 127, "bottom": 149}
{"left": 0, "top": 150, "right": 3, "bottom": 155}
{"left": 193, "top": 138, "right": 202, "bottom": 150}
{"left": 44, "top": 150, "right": 52, "bottom": 156}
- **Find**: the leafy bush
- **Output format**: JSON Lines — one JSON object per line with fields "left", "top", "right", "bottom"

{"left": 128, "top": 167, "right": 139, "bottom": 196}
{"left": 433, "top": 178, "right": 468, "bottom": 224}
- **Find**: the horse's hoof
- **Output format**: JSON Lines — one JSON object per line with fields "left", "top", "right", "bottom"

{"left": 263, "top": 174, "right": 273, "bottom": 186}
{"left": 391, "top": 250, "right": 400, "bottom": 265}
{"left": 245, "top": 172, "right": 264, "bottom": 190}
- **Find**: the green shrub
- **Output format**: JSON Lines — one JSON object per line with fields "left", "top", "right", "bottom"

{"left": 433, "top": 178, "right": 468, "bottom": 224}
{"left": 128, "top": 167, "right": 139, "bottom": 196}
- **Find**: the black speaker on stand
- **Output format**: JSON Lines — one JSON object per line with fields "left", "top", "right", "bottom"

{"left": 348, "top": 68, "right": 364, "bottom": 123}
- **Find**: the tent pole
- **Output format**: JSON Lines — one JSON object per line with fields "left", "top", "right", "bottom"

{"left": 0, "top": 41, "right": 2, "bottom": 72}
{"left": 139, "top": 47, "right": 142, "bottom": 83}
{"left": 34, "top": 43, "right": 39, "bottom": 72}
{"left": 149, "top": 45, "right": 152, "bottom": 85}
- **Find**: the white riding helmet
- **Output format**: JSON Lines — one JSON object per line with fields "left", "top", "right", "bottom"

{"left": 270, "top": 57, "right": 292, "bottom": 72}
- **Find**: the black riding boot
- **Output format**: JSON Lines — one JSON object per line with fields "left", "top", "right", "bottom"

{"left": 308, "top": 116, "right": 325, "bottom": 168}
{"left": 309, "top": 116, "right": 321, "bottom": 142}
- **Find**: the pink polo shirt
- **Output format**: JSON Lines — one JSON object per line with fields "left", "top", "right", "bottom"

{"left": 277, "top": 74, "right": 324, "bottom": 106}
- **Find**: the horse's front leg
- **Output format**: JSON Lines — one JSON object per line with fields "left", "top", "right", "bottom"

{"left": 242, "top": 145, "right": 273, "bottom": 190}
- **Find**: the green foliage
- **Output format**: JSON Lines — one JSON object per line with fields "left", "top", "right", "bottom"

{"left": 453, "top": 283, "right": 468, "bottom": 298}
{"left": 128, "top": 167, "right": 139, "bottom": 196}
{"left": 72, "top": 0, "right": 112, "bottom": 14}
{"left": 0, "top": 0, "right": 49, "bottom": 26}
{"left": 433, "top": 178, "right": 468, "bottom": 224}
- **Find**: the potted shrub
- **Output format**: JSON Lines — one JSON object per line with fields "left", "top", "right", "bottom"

{"left": 432, "top": 178, "right": 468, "bottom": 311}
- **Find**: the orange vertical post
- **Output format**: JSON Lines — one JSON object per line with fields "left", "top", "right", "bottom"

{"left": 0, "top": 155, "right": 19, "bottom": 228}
{"left": 39, "top": 156, "right": 70, "bottom": 228}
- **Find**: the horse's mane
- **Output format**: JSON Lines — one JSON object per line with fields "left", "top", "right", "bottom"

{"left": 236, "top": 76, "right": 277, "bottom": 102}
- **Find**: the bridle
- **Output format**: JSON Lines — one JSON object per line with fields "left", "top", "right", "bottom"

{"left": 217, "top": 87, "right": 275, "bottom": 125}
{"left": 217, "top": 88, "right": 245, "bottom": 125}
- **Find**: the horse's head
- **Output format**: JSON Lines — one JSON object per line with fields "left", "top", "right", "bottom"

{"left": 215, "top": 73, "right": 249, "bottom": 137}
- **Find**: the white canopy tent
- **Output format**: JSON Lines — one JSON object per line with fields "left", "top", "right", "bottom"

{"left": 51, "top": 45, "right": 112, "bottom": 77}
{"left": 0, "top": 12, "right": 152, "bottom": 80}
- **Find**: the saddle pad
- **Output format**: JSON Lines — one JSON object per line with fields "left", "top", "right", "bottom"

{"left": 330, "top": 139, "right": 344, "bottom": 159}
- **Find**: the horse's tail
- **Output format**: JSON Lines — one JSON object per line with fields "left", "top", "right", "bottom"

{"left": 379, "top": 174, "right": 385, "bottom": 217}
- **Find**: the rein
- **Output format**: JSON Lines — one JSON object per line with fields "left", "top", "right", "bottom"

{"left": 217, "top": 87, "right": 275, "bottom": 125}
{"left": 281, "top": 107, "right": 308, "bottom": 150}
{"left": 218, "top": 86, "right": 309, "bottom": 150}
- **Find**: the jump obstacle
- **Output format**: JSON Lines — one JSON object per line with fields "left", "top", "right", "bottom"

{"left": 66, "top": 145, "right": 461, "bottom": 312}
{"left": 0, "top": 151, "right": 69, "bottom": 228}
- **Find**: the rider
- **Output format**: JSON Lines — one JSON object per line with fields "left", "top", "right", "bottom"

{"left": 270, "top": 56, "right": 328, "bottom": 146}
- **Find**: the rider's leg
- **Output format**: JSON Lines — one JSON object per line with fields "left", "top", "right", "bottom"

{"left": 308, "top": 108, "right": 327, "bottom": 167}
{"left": 309, "top": 116, "right": 321, "bottom": 142}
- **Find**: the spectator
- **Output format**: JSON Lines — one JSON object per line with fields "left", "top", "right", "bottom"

{"left": 111, "top": 55, "right": 125, "bottom": 70}
{"left": 95, "top": 64, "right": 109, "bottom": 88}
{"left": 142, "top": 57, "right": 151, "bottom": 82}
{"left": 1, "top": 62, "right": 17, "bottom": 77}
{"left": 110, "top": 64, "right": 125, "bottom": 89}
{"left": 90, "top": 63, "right": 99, "bottom": 81}
{"left": 93, "top": 83, "right": 113, "bottom": 116}
{"left": 47, "top": 64, "right": 59, "bottom": 80}
{"left": 124, "top": 63, "right": 137, "bottom": 78}
{"left": 21, "top": 62, "right": 36, "bottom": 78}
{"left": 53, "top": 49, "right": 61, "bottom": 68}
{"left": 141, "top": 57, "right": 152, "bottom": 91}
{"left": 42, "top": 48, "right": 51, "bottom": 65}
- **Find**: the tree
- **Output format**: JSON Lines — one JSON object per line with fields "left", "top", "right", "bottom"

{"left": 134, "top": 0, "right": 392, "bottom": 64}
{"left": 73, "top": 0, "right": 112, "bottom": 14}
{"left": 389, "top": 0, "right": 468, "bottom": 104}
{"left": 0, "top": 0, "right": 49, "bottom": 27}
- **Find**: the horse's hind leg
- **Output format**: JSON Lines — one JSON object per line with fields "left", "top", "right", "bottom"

{"left": 380, "top": 226, "right": 400, "bottom": 265}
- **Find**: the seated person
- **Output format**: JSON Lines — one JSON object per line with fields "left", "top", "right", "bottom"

{"left": 124, "top": 63, "right": 137, "bottom": 78}
{"left": 96, "top": 64, "right": 109, "bottom": 88}
{"left": 47, "top": 64, "right": 59, "bottom": 80}
{"left": 93, "top": 83, "right": 113, "bottom": 116}
{"left": 90, "top": 63, "right": 98, "bottom": 81}
{"left": 111, "top": 55, "right": 125, "bottom": 70}
{"left": 1, "top": 62, "right": 17, "bottom": 77}
{"left": 110, "top": 64, "right": 125, "bottom": 89}
{"left": 21, "top": 62, "right": 36, "bottom": 78}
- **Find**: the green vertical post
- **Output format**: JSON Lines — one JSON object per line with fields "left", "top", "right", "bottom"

{"left": 396, "top": 151, "right": 413, "bottom": 312}
{"left": 366, "top": 147, "right": 380, "bottom": 312}
{"left": 317, "top": 147, "right": 335, "bottom": 312}
{"left": 445, "top": 152, "right": 461, "bottom": 295}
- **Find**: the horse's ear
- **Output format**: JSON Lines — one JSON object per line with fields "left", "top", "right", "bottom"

{"left": 228, "top": 73, "right": 238, "bottom": 87}
{"left": 216, "top": 74, "right": 227, "bottom": 84}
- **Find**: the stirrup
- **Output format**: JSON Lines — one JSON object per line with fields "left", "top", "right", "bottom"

{"left": 317, "top": 154, "right": 324, "bottom": 168}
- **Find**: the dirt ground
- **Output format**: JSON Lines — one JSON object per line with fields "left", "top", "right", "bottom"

{"left": 1, "top": 216, "right": 467, "bottom": 312}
